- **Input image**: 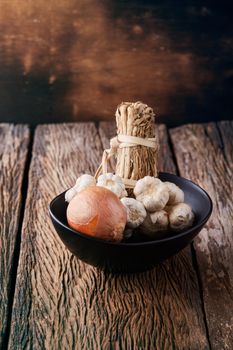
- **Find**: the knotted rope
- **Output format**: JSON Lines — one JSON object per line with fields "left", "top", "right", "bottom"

{"left": 95, "top": 134, "right": 158, "bottom": 188}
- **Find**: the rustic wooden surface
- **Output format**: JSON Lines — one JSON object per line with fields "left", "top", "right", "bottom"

{"left": 170, "top": 121, "right": 233, "bottom": 350}
{"left": 8, "top": 123, "right": 210, "bottom": 349}
{"left": 0, "top": 1, "right": 232, "bottom": 126}
{"left": 0, "top": 124, "right": 30, "bottom": 348}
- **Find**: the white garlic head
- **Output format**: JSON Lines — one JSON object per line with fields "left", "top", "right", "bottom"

{"left": 75, "top": 174, "right": 96, "bottom": 192}
{"left": 165, "top": 182, "right": 184, "bottom": 205}
{"left": 168, "top": 203, "right": 194, "bottom": 231}
{"left": 121, "top": 197, "right": 146, "bottom": 229}
{"left": 134, "top": 176, "right": 169, "bottom": 212}
{"left": 65, "top": 187, "right": 78, "bottom": 203}
{"left": 65, "top": 174, "right": 96, "bottom": 202}
{"left": 140, "top": 210, "right": 169, "bottom": 237}
{"left": 97, "top": 173, "right": 127, "bottom": 198}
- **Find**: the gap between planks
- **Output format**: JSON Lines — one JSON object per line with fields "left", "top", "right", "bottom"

{"left": 0, "top": 125, "right": 31, "bottom": 350}
{"left": 3, "top": 129, "right": 34, "bottom": 350}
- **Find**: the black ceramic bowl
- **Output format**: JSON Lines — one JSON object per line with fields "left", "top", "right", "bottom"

{"left": 49, "top": 172, "right": 212, "bottom": 272}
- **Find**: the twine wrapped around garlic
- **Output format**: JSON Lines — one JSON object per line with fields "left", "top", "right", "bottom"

{"left": 95, "top": 101, "right": 159, "bottom": 189}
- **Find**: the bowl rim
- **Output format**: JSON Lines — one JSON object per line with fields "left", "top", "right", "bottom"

{"left": 49, "top": 172, "right": 213, "bottom": 247}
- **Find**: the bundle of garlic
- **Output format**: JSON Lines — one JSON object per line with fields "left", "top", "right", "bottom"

{"left": 115, "top": 102, "right": 159, "bottom": 184}
{"left": 94, "top": 101, "right": 159, "bottom": 191}
{"left": 65, "top": 101, "right": 194, "bottom": 242}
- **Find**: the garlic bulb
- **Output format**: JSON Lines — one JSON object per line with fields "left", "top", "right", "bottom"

{"left": 140, "top": 210, "right": 169, "bottom": 237}
{"left": 121, "top": 197, "right": 147, "bottom": 228}
{"left": 165, "top": 182, "right": 184, "bottom": 205}
{"left": 134, "top": 176, "right": 169, "bottom": 212}
{"left": 65, "top": 187, "right": 77, "bottom": 203}
{"left": 167, "top": 203, "right": 194, "bottom": 231}
{"left": 75, "top": 174, "right": 96, "bottom": 192}
{"left": 97, "top": 173, "right": 127, "bottom": 198}
{"left": 65, "top": 174, "right": 96, "bottom": 202}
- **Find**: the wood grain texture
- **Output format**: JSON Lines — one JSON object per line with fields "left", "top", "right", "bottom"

{"left": 170, "top": 121, "right": 233, "bottom": 350}
{"left": 0, "top": 124, "right": 30, "bottom": 348}
{"left": 9, "top": 122, "right": 208, "bottom": 349}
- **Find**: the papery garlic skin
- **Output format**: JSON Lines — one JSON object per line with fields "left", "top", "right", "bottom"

{"left": 165, "top": 182, "right": 184, "bottom": 205}
{"left": 140, "top": 210, "right": 169, "bottom": 237}
{"left": 134, "top": 176, "right": 169, "bottom": 212}
{"left": 121, "top": 197, "right": 146, "bottom": 228}
{"left": 97, "top": 173, "right": 127, "bottom": 198}
{"left": 65, "top": 187, "right": 78, "bottom": 203}
{"left": 75, "top": 174, "right": 96, "bottom": 192}
{"left": 167, "top": 203, "right": 194, "bottom": 231}
{"left": 65, "top": 174, "right": 96, "bottom": 202}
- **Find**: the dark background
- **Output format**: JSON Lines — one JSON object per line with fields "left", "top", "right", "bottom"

{"left": 0, "top": 0, "right": 232, "bottom": 127}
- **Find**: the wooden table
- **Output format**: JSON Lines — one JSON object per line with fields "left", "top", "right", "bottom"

{"left": 0, "top": 121, "right": 232, "bottom": 350}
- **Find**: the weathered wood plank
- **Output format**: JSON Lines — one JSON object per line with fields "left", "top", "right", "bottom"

{"left": 170, "top": 121, "right": 233, "bottom": 349}
{"left": 0, "top": 124, "right": 30, "bottom": 348}
{"left": 9, "top": 122, "right": 208, "bottom": 349}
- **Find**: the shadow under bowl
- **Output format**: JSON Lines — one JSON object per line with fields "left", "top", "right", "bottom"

{"left": 49, "top": 172, "right": 212, "bottom": 273}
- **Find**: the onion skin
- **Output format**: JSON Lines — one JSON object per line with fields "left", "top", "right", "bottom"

{"left": 66, "top": 186, "right": 127, "bottom": 242}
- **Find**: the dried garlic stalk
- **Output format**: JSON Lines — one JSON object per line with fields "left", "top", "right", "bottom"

{"left": 115, "top": 101, "right": 158, "bottom": 183}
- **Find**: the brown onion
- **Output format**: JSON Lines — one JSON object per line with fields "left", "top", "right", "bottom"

{"left": 66, "top": 186, "right": 127, "bottom": 242}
